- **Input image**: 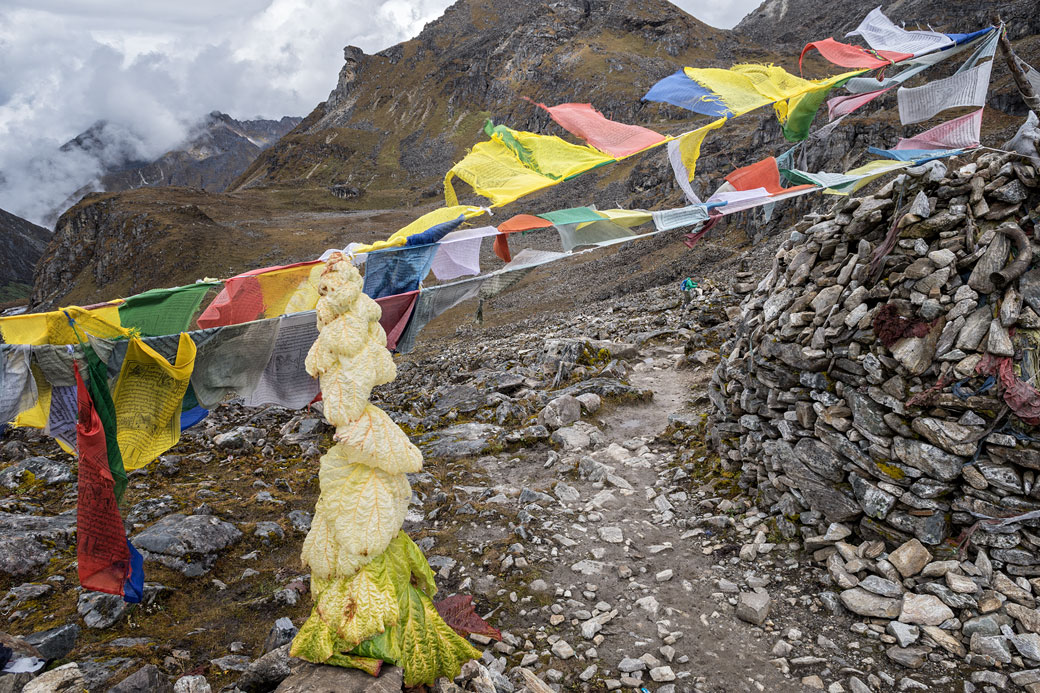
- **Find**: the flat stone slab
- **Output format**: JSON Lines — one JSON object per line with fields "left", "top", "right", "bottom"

{"left": 0, "top": 511, "right": 76, "bottom": 576}
{"left": 133, "top": 514, "right": 242, "bottom": 577}
{"left": 274, "top": 662, "right": 403, "bottom": 692}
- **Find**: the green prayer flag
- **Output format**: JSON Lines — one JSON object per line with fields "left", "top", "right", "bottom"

{"left": 118, "top": 283, "right": 219, "bottom": 337}
{"left": 537, "top": 207, "right": 605, "bottom": 225}
{"left": 780, "top": 76, "right": 854, "bottom": 143}
{"left": 84, "top": 343, "right": 128, "bottom": 503}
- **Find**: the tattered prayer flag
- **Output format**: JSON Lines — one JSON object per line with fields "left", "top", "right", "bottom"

{"left": 725, "top": 157, "right": 785, "bottom": 194}
{"left": 14, "top": 363, "right": 51, "bottom": 430}
{"left": 197, "top": 261, "right": 320, "bottom": 329}
{"left": 846, "top": 6, "right": 954, "bottom": 57}
{"left": 498, "top": 215, "right": 554, "bottom": 234}
{"left": 555, "top": 220, "right": 635, "bottom": 252}
{"left": 533, "top": 101, "right": 667, "bottom": 157}
{"left": 113, "top": 333, "right": 196, "bottom": 470}
{"left": 666, "top": 117, "right": 726, "bottom": 203}
{"left": 827, "top": 88, "right": 891, "bottom": 120}
{"left": 430, "top": 226, "right": 497, "bottom": 281}
{"left": 537, "top": 207, "right": 605, "bottom": 226}
{"left": 362, "top": 244, "right": 438, "bottom": 300}
{"left": 241, "top": 312, "right": 319, "bottom": 410}
{"left": 896, "top": 61, "right": 992, "bottom": 125}
{"left": 0, "top": 304, "right": 126, "bottom": 346}
{"left": 75, "top": 362, "right": 136, "bottom": 600}
{"left": 353, "top": 206, "right": 484, "bottom": 254}
{"left": 493, "top": 234, "right": 512, "bottom": 263}
{"left": 375, "top": 291, "right": 419, "bottom": 352}
{"left": 867, "top": 147, "right": 966, "bottom": 163}
{"left": 396, "top": 277, "right": 486, "bottom": 355}
{"left": 404, "top": 215, "right": 465, "bottom": 246}
{"left": 800, "top": 38, "right": 912, "bottom": 71}
{"left": 776, "top": 73, "right": 857, "bottom": 141}
{"left": 444, "top": 121, "right": 614, "bottom": 207}
{"left": 118, "top": 283, "right": 217, "bottom": 337}
{"left": 0, "top": 345, "right": 35, "bottom": 425}
{"left": 643, "top": 70, "right": 733, "bottom": 118}
{"left": 894, "top": 108, "right": 983, "bottom": 150}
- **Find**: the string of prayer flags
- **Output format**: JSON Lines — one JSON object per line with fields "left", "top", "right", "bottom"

{"left": 846, "top": 7, "right": 954, "bottom": 57}
{"left": 652, "top": 205, "right": 710, "bottom": 232}
{"left": 531, "top": 101, "right": 668, "bottom": 157}
{"left": 75, "top": 362, "right": 143, "bottom": 602}
{"left": 113, "top": 333, "right": 196, "bottom": 471}
{"left": 493, "top": 214, "right": 555, "bottom": 264}
{"left": 894, "top": 108, "right": 983, "bottom": 151}
{"left": 430, "top": 226, "right": 498, "bottom": 281}
{"left": 667, "top": 118, "right": 727, "bottom": 203}
{"left": 867, "top": 147, "right": 967, "bottom": 163}
{"left": 537, "top": 207, "right": 605, "bottom": 226}
{"left": 118, "top": 283, "right": 218, "bottom": 337}
{"left": 799, "top": 38, "right": 912, "bottom": 71}
{"left": 781, "top": 159, "right": 910, "bottom": 195}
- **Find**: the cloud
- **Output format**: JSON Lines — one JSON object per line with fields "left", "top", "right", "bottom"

{"left": 0, "top": 0, "right": 758, "bottom": 226}
{"left": 0, "top": 0, "right": 454, "bottom": 226}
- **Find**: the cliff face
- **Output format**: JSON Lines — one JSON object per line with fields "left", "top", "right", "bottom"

{"left": 0, "top": 208, "right": 49, "bottom": 302}
{"left": 99, "top": 113, "right": 302, "bottom": 194}
{"left": 230, "top": 0, "right": 767, "bottom": 197}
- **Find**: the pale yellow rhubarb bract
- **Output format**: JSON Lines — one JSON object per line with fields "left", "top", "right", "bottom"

{"left": 291, "top": 253, "right": 480, "bottom": 685}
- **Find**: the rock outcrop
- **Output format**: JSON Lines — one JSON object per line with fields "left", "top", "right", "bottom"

{"left": 0, "top": 207, "right": 49, "bottom": 302}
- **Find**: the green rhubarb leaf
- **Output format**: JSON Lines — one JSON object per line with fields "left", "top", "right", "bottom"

{"left": 325, "top": 653, "right": 383, "bottom": 677}
{"left": 315, "top": 558, "right": 400, "bottom": 650}
{"left": 290, "top": 610, "right": 336, "bottom": 663}
{"left": 394, "top": 586, "right": 482, "bottom": 687}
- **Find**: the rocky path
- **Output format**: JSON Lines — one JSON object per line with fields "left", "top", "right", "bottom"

{"left": 461, "top": 338, "right": 802, "bottom": 692}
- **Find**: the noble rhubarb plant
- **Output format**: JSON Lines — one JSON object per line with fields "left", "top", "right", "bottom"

{"left": 291, "top": 253, "right": 494, "bottom": 685}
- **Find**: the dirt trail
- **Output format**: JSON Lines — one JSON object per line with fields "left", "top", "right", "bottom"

{"left": 479, "top": 338, "right": 804, "bottom": 692}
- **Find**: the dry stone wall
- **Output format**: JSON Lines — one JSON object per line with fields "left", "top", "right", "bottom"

{"left": 710, "top": 151, "right": 1040, "bottom": 563}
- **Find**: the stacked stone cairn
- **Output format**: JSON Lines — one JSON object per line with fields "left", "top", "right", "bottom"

{"left": 709, "top": 151, "right": 1040, "bottom": 674}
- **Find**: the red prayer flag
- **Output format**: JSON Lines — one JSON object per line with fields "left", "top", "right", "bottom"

{"left": 75, "top": 362, "right": 132, "bottom": 597}
{"left": 532, "top": 101, "right": 666, "bottom": 158}
{"left": 725, "top": 157, "right": 785, "bottom": 194}
{"left": 800, "top": 38, "right": 912, "bottom": 72}
{"left": 375, "top": 291, "right": 419, "bottom": 352}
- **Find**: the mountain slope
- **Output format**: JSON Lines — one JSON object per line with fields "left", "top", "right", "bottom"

{"left": 0, "top": 208, "right": 50, "bottom": 302}
{"left": 100, "top": 113, "right": 302, "bottom": 194}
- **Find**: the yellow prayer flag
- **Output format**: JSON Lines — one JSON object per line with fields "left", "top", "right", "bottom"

{"left": 14, "top": 364, "right": 51, "bottom": 429}
{"left": 353, "top": 205, "right": 485, "bottom": 254}
{"left": 113, "top": 333, "right": 196, "bottom": 470}
{"left": 678, "top": 118, "right": 727, "bottom": 182}
{"left": 0, "top": 304, "right": 128, "bottom": 346}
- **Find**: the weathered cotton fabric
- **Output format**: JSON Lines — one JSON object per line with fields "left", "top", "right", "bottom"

{"left": 362, "top": 243, "right": 439, "bottom": 300}
{"left": 535, "top": 101, "right": 668, "bottom": 157}
{"left": 827, "top": 89, "right": 890, "bottom": 120}
{"left": 894, "top": 108, "right": 983, "bottom": 150}
{"left": 395, "top": 276, "right": 486, "bottom": 355}
{"left": 189, "top": 318, "right": 280, "bottom": 408}
{"left": 117, "top": 283, "right": 217, "bottom": 337}
{"left": 725, "top": 157, "right": 785, "bottom": 194}
{"left": 375, "top": 291, "right": 419, "bottom": 352}
{"left": 800, "top": 38, "right": 912, "bottom": 70}
{"left": 781, "top": 160, "right": 909, "bottom": 194}
{"left": 443, "top": 121, "right": 614, "bottom": 207}
{"left": 113, "top": 333, "right": 196, "bottom": 470}
{"left": 353, "top": 205, "right": 485, "bottom": 254}
{"left": 555, "top": 220, "right": 635, "bottom": 252}
{"left": 843, "top": 29, "right": 992, "bottom": 94}
{"left": 652, "top": 205, "right": 710, "bottom": 232}
{"left": 0, "top": 304, "right": 127, "bottom": 346}
{"left": 0, "top": 345, "right": 35, "bottom": 424}
{"left": 665, "top": 118, "right": 726, "bottom": 204}
{"left": 430, "top": 226, "right": 497, "bottom": 281}
{"left": 480, "top": 250, "right": 566, "bottom": 300}
{"left": 241, "top": 312, "right": 320, "bottom": 410}
{"left": 867, "top": 147, "right": 965, "bottom": 163}
{"left": 538, "top": 207, "right": 605, "bottom": 226}
{"left": 404, "top": 215, "right": 465, "bottom": 246}
{"left": 896, "top": 61, "right": 992, "bottom": 125}
{"left": 45, "top": 385, "right": 78, "bottom": 453}
{"left": 846, "top": 6, "right": 953, "bottom": 57}
{"left": 643, "top": 70, "right": 733, "bottom": 118}
{"left": 75, "top": 363, "right": 133, "bottom": 599}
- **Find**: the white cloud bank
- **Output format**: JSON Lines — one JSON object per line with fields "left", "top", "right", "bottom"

{"left": 0, "top": 0, "right": 759, "bottom": 226}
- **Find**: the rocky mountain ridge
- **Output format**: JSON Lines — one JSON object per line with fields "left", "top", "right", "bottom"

{"left": 0, "top": 207, "right": 50, "bottom": 304}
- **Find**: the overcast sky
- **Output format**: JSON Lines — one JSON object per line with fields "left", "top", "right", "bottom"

{"left": 0, "top": 0, "right": 763, "bottom": 225}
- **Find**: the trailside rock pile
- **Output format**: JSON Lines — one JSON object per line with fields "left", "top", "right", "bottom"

{"left": 710, "top": 150, "right": 1040, "bottom": 674}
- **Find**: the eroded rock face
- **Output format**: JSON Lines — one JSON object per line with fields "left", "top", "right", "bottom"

{"left": 133, "top": 514, "right": 242, "bottom": 577}
{"left": 710, "top": 151, "right": 1040, "bottom": 555}
{"left": 0, "top": 511, "right": 76, "bottom": 576}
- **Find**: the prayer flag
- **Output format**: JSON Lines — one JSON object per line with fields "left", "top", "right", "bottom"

{"left": 118, "top": 283, "right": 218, "bottom": 337}
{"left": 846, "top": 7, "right": 954, "bottom": 57}
{"left": 893, "top": 108, "right": 983, "bottom": 150}
{"left": 532, "top": 101, "right": 668, "bottom": 157}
